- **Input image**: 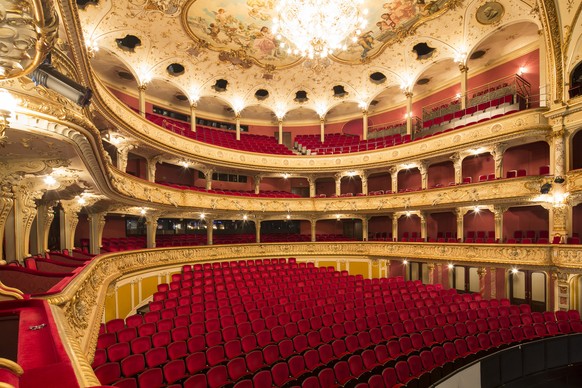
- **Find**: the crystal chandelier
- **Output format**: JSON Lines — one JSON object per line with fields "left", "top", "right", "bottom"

{"left": 272, "top": 0, "right": 368, "bottom": 58}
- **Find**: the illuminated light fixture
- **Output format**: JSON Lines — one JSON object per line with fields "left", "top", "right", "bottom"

{"left": 199, "top": 213, "right": 205, "bottom": 220}
{"left": 346, "top": 171, "right": 357, "bottom": 177}
{"left": 77, "top": 197, "right": 86, "bottom": 205}
{"left": 335, "top": 214, "right": 341, "bottom": 220}
{"left": 518, "top": 66, "right": 526, "bottom": 75}
{"left": 447, "top": 263, "right": 454, "bottom": 270}
{"left": 403, "top": 260, "right": 408, "bottom": 265}
{"left": 181, "top": 160, "right": 190, "bottom": 168}
{"left": 455, "top": 93, "right": 462, "bottom": 99}
{"left": 140, "top": 208, "right": 146, "bottom": 215}
{"left": 44, "top": 176, "right": 57, "bottom": 186}
{"left": 470, "top": 147, "right": 485, "bottom": 155}
{"left": 454, "top": 46, "right": 468, "bottom": 64}
{"left": 85, "top": 38, "right": 99, "bottom": 57}
{"left": 283, "top": 173, "right": 290, "bottom": 179}
{"left": 272, "top": 0, "right": 368, "bottom": 58}
{"left": 286, "top": 214, "right": 291, "bottom": 220}
{"left": 405, "top": 211, "right": 412, "bottom": 217}
{"left": 242, "top": 214, "right": 248, "bottom": 221}
{"left": 511, "top": 268, "right": 519, "bottom": 274}
{"left": 473, "top": 206, "right": 481, "bottom": 213}
{"left": 402, "top": 163, "right": 416, "bottom": 170}
{"left": 213, "top": 224, "right": 218, "bottom": 229}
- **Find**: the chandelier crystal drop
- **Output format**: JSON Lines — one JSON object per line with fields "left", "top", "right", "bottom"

{"left": 272, "top": 0, "right": 368, "bottom": 58}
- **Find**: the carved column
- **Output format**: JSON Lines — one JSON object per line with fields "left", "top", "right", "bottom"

{"left": 206, "top": 219, "right": 213, "bottom": 245}
{"left": 549, "top": 129, "right": 566, "bottom": 177}
{"left": 34, "top": 201, "right": 56, "bottom": 254}
{"left": 405, "top": 91, "right": 413, "bottom": 135}
{"left": 145, "top": 214, "right": 159, "bottom": 248}
{"left": 190, "top": 103, "right": 197, "bottom": 133}
{"left": 235, "top": 114, "right": 241, "bottom": 141}
{"left": 489, "top": 267, "right": 497, "bottom": 300}
{"left": 319, "top": 117, "right": 325, "bottom": 144}
{"left": 254, "top": 174, "right": 262, "bottom": 195}
{"left": 203, "top": 168, "right": 213, "bottom": 190}
{"left": 146, "top": 156, "right": 161, "bottom": 183}
{"left": 362, "top": 110, "right": 369, "bottom": 141}
{"left": 392, "top": 215, "right": 399, "bottom": 242}
{"left": 10, "top": 184, "right": 43, "bottom": 260}
{"left": 307, "top": 176, "right": 316, "bottom": 198}
{"left": 549, "top": 203, "right": 571, "bottom": 242}
{"left": 455, "top": 208, "right": 468, "bottom": 242}
{"left": 459, "top": 64, "right": 469, "bottom": 109}
{"left": 0, "top": 188, "right": 14, "bottom": 263}
{"left": 278, "top": 120, "right": 283, "bottom": 145}
{"left": 310, "top": 219, "right": 317, "bottom": 242}
{"left": 361, "top": 172, "right": 368, "bottom": 195}
{"left": 138, "top": 84, "right": 147, "bottom": 117}
{"left": 116, "top": 144, "right": 135, "bottom": 173}
{"left": 477, "top": 267, "right": 488, "bottom": 298}
{"left": 553, "top": 270, "right": 571, "bottom": 312}
{"left": 451, "top": 153, "right": 463, "bottom": 184}
{"left": 492, "top": 143, "right": 507, "bottom": 179}
{"left": 419, "top": 212, "right": 427, "bottom": 241}
{"left": 493, "top": 206, "right": 506, "bottom": 242}
{"left": 334, "top": 173, "right": 342, "bottom": 196}
{"left": 389, "top": 167, "right": 398, "bottom": 194}
{"left": 419, "top": 162, "right": 428, "bottom": 190}
{"left": 60, "top": 199, "right": 83, "bottom": 252}
{"left": 88, "top": 212, "right": 106, "bottom": 255}
{"left": 255, "top": 219, "right": 261, "bottom": 243}
{"left": 426, "top": 263, "right": 435, "bottom": 285}
{"left": 362, "top": 217, "right": 369, "bottom": 241}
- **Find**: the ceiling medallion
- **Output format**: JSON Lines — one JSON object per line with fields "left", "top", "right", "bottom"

{"left": 475, "top": 2, "right": 504, "bottom": 25}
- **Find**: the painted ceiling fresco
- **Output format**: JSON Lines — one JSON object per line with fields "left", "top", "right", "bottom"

{"left": 183, "top": 0, "right": 462, "bottom": 69}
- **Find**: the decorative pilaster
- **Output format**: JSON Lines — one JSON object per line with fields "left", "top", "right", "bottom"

{"left": 361, "top": 172, "right": 368, "bottom": 195}
{"left": 362, "top": 110, "right": 368, "bottom": 141}
{"left": 477, "top": 267, "right": 488, "bottom": 297}
{"left": 419, "top": 212, "right": 427, "bottom": 240}
{"left": 389, "top": 167, "right": 398, "bottom": 194}
{"left": 0, "top": 188, "right": 14, "bottom": 263}
{"left": 405, "top": 92, "right": 413, "bottom": 135}
{"left": 138, "top": 84, "right": 147, "bottom": 117}
{"left": 426, "top": 263, "right": 435, "bottom": 285}
{"left": 548, "top": 202, "right": 571, "bottom": 242}
{"left": 320, "top": 117, "right": 325, "bottom": 144}
{"left": 278, "top": 120, "right": 283, "bottom": 145}
{"left": 455, "top": 208, "right": 469, "bottom": 242}
{"left": 459, "top": 64, "right": 469, "bottom": 109}
{"left": 60, "top": 199, "right": 83, "bottom": 252}
{"left": 235, "top": 114, "right": 241, "bottom": 141}
{"left": 334, "top": 173, "right": 342, "bottom": 196}
{"left": 190, "top": 103, "right": 197, "bottom": 133}
{"left": 254, "top": 174, "right": 262, "bottom": 195}
{"left": 419, "top": 162, "right": 428, "bottom": 190}
{"left": 145, "top": 214, "right": 159, "bottom": 248}
{"left": 553, "top": 270, "right": 571, "bottom": 311}
{"left": 11, "top": 183, "right": 43, "bottom": 260}
{"left": 310, "top": 218, "right": 317, "bottom": 242}
{"left": 88, "top": 212, "right": 106, "bottom": 255}
{"left": 492, "top": 143, "right": 507, "bottom": 179}
{"left": 255, "top": 219, "right": 261, "bottom": 243}
{"left": 451, "top": 153, "right": 463, "bottom": 184}
{"left": 203, "top": 168, "right": 214, "bottom": 190}
{"left": 362, "top": 216, "right": 368, "bottom": 241}
{"left": 307, "top": 176, "right": 316, "bottom": 198}
{"left": 392, "top": 215, "right": 399, "bottom": 242}
{"left": 34, "top": 201, "right": 56, "bottom": 254}
{"left": 116, "top": 143, "right": 136, "bottom": 172}
{"left": 146, "top": 155, "right": 162, "bottom": 182}
{"left": 493, "top": 206, "right": 507, "bottom": 242}
{"left": 548, "top": 129, "right": 566, "bottom": 177}
{"left": 206, "top": 218, "right": 214, "bottom": 245}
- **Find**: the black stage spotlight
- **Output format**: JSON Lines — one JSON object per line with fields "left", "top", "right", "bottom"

{"left": 540, "top": 183, "right": 552, "bottom": 194}
{"left": 554, "top": 176, "right": 565, "bottom": 184}
{"left": 31, "top": 63, "right": 92, "bottom": 107}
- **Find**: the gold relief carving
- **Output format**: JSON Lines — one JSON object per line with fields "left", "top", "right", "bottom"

{"left": 537, "top": 0, "right": 564, "bottom": 103}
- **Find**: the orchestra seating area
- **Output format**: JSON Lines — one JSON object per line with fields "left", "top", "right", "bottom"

{"left": 92, "top": 258, "right": 582, "bottom": 388}
{"left": 146, "top": 114, "right": 294, "bottom": 156}
{"left": 158, "top": 182, "right": 301, "bottom": 198}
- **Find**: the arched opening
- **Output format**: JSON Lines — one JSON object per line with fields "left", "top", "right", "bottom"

{"left": 503, "top": 205, "right": 549, "bottom": 243}
{"left": 398, "top": 214, "right": 421, "bottom": 242}
{"left": 571, "top": 129, "right": 582, "bottom": 171}
{"left": 464, "top": 208, "right": 494, "bottom": 243}
{"left": 426, "top": 211, "right": 457, "bottom": 242}
{"left": 340, "top": 175, "right": 362, "bottom": 196}
{"left": 397, "top": 167, "right": 421, "bottom": 193}
{"left": 155, "top": 162, "right": 195, "bottom": 187}
{"left": 427, "top": 161, "right": 455, "bottom": 188}
{"left": 315, "top": 177, "right": 335, "bottom": 197}
{"left": 569, "top": 61, "right": 582, "bottom": 98}
{"left": 126, "top": 152, "right": 148, "bottom": 180}
{"left": 462, "top": 152, "right": 494, "bottom": 183}
{"left": 368, "top": 216, "right": 392, "bottom": 241}
{"left": 368, "top": 172, "right": 392, "bottom": 194}
{"left": 503, "top": 141, "right": 550, "bottom": 178}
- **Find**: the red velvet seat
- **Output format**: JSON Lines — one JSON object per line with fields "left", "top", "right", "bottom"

{"left": 137, "top": 367, "right": 164, "bottom": 388}
{"left": 94, "top": 362, "right": 121, "bottom": 385}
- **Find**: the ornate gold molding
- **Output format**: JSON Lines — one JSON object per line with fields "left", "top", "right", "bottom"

{"left": 0, "top": 0, "right": 58, "bottom": 80}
